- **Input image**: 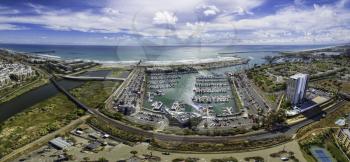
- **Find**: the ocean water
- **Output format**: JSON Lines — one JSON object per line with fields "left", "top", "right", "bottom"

{"left": 0, "top": 44, "right": 333, "bottom": 65}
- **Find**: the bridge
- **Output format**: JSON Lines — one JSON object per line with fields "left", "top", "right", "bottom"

{"left": 60, "top": 75, "right": 126, "bottom": 81}
{"left": 50, "top": 76, "right": 348, "bottom": 143}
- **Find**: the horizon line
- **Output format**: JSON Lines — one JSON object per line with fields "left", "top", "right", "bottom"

{"left": 0, "top": 42, "right": 346, "bottom": 47}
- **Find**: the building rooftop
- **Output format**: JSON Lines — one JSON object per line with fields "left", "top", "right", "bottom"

{"left": 49, "top": 137, "right": 72, "bottom": 150}
{"left": 342, "top": 128, "right": 350, "bottom": 138}
{"left": 86, "top": 141, "right": 101, "bottom": 150}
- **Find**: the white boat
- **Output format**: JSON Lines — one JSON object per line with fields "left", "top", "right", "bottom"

{"left": 171, "top": 101, "right": 180, "bottom": 111}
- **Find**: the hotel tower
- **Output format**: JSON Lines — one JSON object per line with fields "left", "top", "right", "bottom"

{"left": 286, "top": 73, "right": 309, "bottom": 105}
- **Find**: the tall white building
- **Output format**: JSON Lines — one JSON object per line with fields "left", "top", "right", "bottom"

{"left": 286, "top": 73, "right": 309, "bottom": 105}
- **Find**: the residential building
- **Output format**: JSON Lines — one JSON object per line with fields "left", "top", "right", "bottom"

{"left": 0, "top": 62, "right": 36, "bottom": 88}
{"left": 0, "top": 75, "right": 11, "bottom": 88}
{"left": 286, "top": 73, "right": 309, "bottom": 105}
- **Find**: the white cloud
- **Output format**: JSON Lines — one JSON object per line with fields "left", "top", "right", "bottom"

{"left": 0, "top": 0, "right": 349, "bottom": 45}
{"left": 211, "top": 0, "right": 264, "bottom": 15}
{"left": 152, "top": 11, "right": 178, "bottom": 26}
{"left": 27, "top": 3, "right": 46, "bottom": 14}
{"left": 0, "top": 0, "right": 264, "bottom": 35}
{"left": 101, "top": 8, "right": 120, "bottom": 16}
{"left": 0, "top": 5, "right": 135, "bottom": 33}
{"left": 185, "top": 1, "right": 350, "bottom": 44}
{"left": 107, "top": 0, "right": 202, "bottom": 14}
{"left": 0, "top": 5, "right": 19, "bottom": 15}
{"left": 0, "top": 24, "right": 27, "bottom": 30}
{"left": 197, "top": 5, "right": 220, "bottom": 16}
{"left": 232, "top": 4, "right": 348, "bottom": 31}
{"left": 204, "top": 9, "right": 217, "bottom": 16}
{"left": 103, "top": 36, "right": 117, "bottom": 40}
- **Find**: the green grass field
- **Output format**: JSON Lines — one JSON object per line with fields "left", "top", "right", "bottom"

{"left": 70, "top": 81, "right": 121, "bottom": 109}
{"left": 0, "top": 80, "right": 121, "bottom": 158}
{"left": 0, "top": 93, "right": 83, "bottom": 158}
{"left": 309, "top": 79, "right": 350, "bottom": 93}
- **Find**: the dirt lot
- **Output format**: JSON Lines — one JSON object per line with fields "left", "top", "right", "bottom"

{"left": 17, "top": 139, "right": 306, "bottom": 161}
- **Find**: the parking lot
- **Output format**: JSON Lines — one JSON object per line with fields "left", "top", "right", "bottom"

{"left": 14, "top": 124, "right": 120, "bottom": 162}
{"left": 198, "top": 116, "right": 253, "bottom": 129}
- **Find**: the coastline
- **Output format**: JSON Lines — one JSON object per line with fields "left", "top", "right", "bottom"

{"left": 2, "top": 47, "right": 247, "bottom": 68}
{"left": 102, "top": 56, "right": 247, "bottom": 68}
{"left": 0, "top": 44, "right": 336, "bottom": 68}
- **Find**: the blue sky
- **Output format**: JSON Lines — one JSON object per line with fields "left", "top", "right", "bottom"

{"left": 0, "top": 0, "right": 349, "bottom": 45}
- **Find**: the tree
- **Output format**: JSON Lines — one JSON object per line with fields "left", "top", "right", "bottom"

{"left": 211, "top": 157, "right": 238, "bottom": 162}
{"left": 76, "top": 109, "right": 85, "bottom": 116}
{"left": 83, "top": 157, "right": 90, "bottom": 162}
{"left": 97, "top": 157, "right": 108, "bottom": 162}
{"left": 130, "top": 150, "right": 138, "bottom": 157}
{"left": 66, "top": 154, "right": 74, "bottom": 160}
{"left": 264, "top": 110, "right": 287, "bottom": 129}
{"left": 204, "top": 122, "right": 208, "bottom": 128}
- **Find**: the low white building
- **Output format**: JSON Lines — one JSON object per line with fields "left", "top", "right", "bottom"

{"left": 0, "top": 75, "right": 11, "bottom": 88}
{"left": 0, "top": 62, "right": 36, "bottom": 88}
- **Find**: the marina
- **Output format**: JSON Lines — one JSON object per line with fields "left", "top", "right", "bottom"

{"left": 193, "top": 75, "right": 237, "bottom": 116}
{"left": 143, "top": 69, "right": 240, "bottom": 121}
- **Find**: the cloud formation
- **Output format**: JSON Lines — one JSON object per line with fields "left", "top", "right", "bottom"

{"left": 0, "top": 0, "right": 349, "bottom": 45}
{"left": 152, "top": 11, "right": 178, "bottom": 26}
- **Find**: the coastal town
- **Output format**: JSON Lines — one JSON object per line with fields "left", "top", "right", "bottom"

{"left": 1, "top": 0, "right": 350, "bottom": 161}
{"left": 0, "top": 44, "right": 349, "bottom": 162}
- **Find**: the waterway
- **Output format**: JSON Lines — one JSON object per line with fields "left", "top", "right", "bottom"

{"left": 0, "top": 70, "right": 111, "bottom": 123}
{"left": 78, "top": 70, "right": 111, "bottom": 77}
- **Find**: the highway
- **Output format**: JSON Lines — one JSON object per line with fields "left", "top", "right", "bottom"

{"left": 51, "top": 76, "right": 348, "bottom": 143}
